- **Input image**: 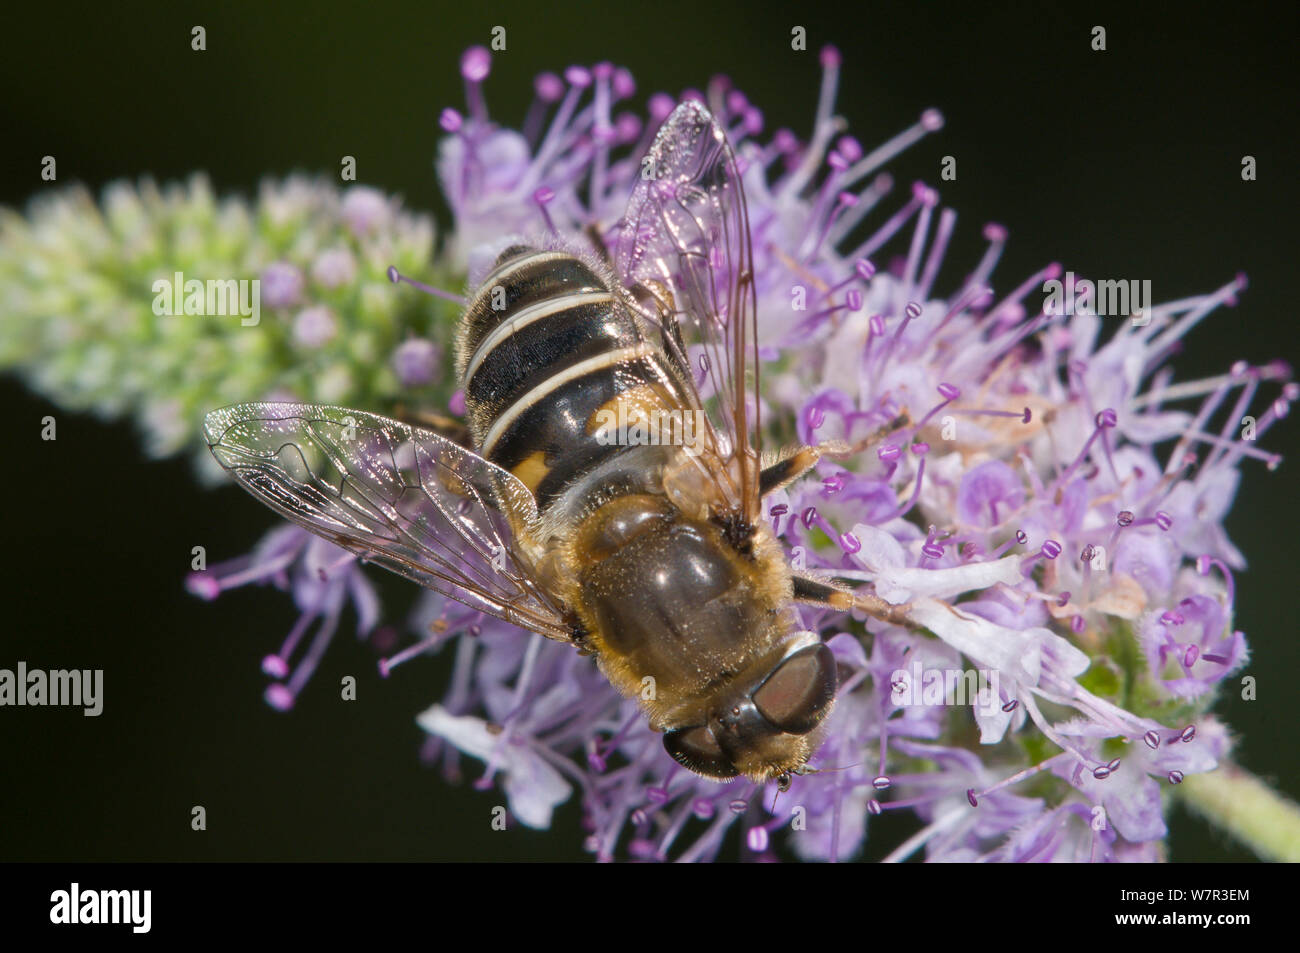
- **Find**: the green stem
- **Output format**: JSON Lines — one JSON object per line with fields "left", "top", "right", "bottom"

{"left": 1177, "top": 763, "right": 1300, "bottom": 861}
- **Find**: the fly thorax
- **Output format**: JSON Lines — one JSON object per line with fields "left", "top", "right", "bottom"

{"left": 572, "top": 494, "right": 781, "bottom": 705}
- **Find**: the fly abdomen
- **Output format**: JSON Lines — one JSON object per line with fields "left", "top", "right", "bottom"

{"left": 457, "top": 247, "right": 690, "bottom": 510}
{"left": 465, "top": 294, "right": 634, "bottom": 422}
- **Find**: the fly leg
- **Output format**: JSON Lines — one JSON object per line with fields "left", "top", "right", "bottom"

{"left": 759, "top": 411, "right": 910, "bottom": 497}
{"left": 790, "top": 574, "right": 911, "bottom": 627}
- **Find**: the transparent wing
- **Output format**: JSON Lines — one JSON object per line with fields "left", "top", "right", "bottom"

{"left": 615, "top": 100, "right": 762, "bottom": 523}
{"left": 204, "top": 402, "right": 571, "bottom": 641}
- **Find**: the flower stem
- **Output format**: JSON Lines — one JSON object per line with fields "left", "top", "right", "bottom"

{"left": 1177, "top": 763, "right": 1300, "bottom": 861}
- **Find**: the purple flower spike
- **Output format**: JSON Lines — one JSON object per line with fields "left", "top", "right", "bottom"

{"left": 292, "top": 305, "right": 336, "bottom": 349}
{"left": 957, "top": 460, "right": 1024, "bottom": 529}
{"left": 341, "top": 186, "right": 392, "bottom": 236}
{"left": 439, "top": 108, "right": 463, "bottom": 133}
{"left": 188, "top": 43, "right": 1289, "bottom": 864}
{"left": 460, "top": 46, "right": 490, "bottom": 82}
{"left": 265, "top": 684, "right": 294, "bottom": 712}
{"left": 260, "top": 262, "right": 304, "bottom": 309}
{"left": 535, "top": 71, "right": 563, "bottom": 102}
{"left": 391, "top": 338, "right": 440, "bottom": 388}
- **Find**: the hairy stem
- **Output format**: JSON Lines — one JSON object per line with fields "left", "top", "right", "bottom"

{"left": 1177, "top": 763, "right": 1300, "bottom": 862}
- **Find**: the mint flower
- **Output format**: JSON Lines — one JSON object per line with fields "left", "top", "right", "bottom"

{"left": 1, "top": 175, "right": 454, "bottom": 475}
{"left": 394, "top": 47, "right": 1291, "bottom": 861}
{"left": 186, "top": 525, "right": 378, "bottom": 712}
{"left": 5, "top": 44, "right": 1295, "bottom": 862}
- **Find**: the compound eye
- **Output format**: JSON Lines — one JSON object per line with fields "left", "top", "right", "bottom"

{"left": 752, "top": 643, "right": 837, "bottom": 734}
{"left": 662, "top": 725, "right": 738, "bottom": 778}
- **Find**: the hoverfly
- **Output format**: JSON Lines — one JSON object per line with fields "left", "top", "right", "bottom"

{"left": 205, "top": 100, "right": 908, "bottom": 789}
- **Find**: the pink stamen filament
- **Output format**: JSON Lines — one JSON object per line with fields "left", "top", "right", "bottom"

{"left": 387, "top": 266, "right": 466, "bottom": 305}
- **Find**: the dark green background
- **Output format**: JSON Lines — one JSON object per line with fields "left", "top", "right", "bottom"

{"left": 1, "top": 1, "right": 1295, "bottom": 861}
